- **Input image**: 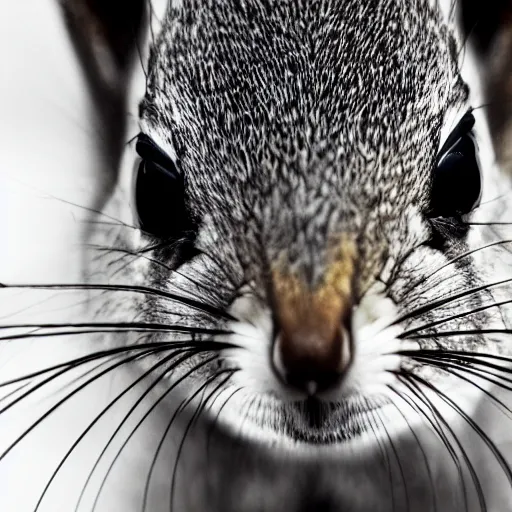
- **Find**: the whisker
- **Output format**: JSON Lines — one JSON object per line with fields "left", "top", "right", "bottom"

{"left": 372, "top": 408, "right": 410, "bottom": 511}
{"left": 402, "top": 239, "right": 512, "bottom": 298}
{"left": 405, "top": 329, "right": 512, "bottom": 340}
{"left": 0, "top": 348, "right": 167, "bottom": 462}
{"left": 397, "top": 349, "right": 512, "bottom": 366}
{"left": 405, "top": 354, "right": 512, "bottom": 387}
{"left": 87, "top": 244, "right": 225, "bottom": 298}
{"left": 38, "top": 194, "right": 139, "bottom": 231}
{"left": 90, "top": 355, "right": 221, "bottom": 512}
{"left": 205, "top": 386, "right": 245, "bottom": 462}
{"left": 464, "top": 222, "right": 512, "bottom": 226}
{"left": 0, "top": 342, "right": 211, "bottom": 387}
{"left": 82, "top": 219, "right": 140, "bottom": 230}
{"left": 389, "top": 381, "right": 469, "bottom": 511}
{"left": 400, "top": 298, "right": 512, "bottom": 337}
{"left": 407, "top": 357, "right": 512, "bottom": 418}
{"left": 0, "top": 283, "right": 235, "bottom": 321}
{"left": 35, "top": 349, "right": 199, "bottom": 511}
{"left": 474, "top": 189, "right": 512, "bottom": 209}
{"left": 366, "top": 409, "right": 396, "bottom": 511}
{"left": 141, "top": 369, "right": 233, "bottom": 512}
{"left": 0, "top": 382, "right": 32, "bottom": 406}
{"left": 387, "top": 276, "right": 512, "bottom": 330}
{"left": 0, "top": 348, "right": 165, "bottom": 416}
{"left": 396, "top": 374, "right": 479, "bottom": 511}
{"left": 409, "top": 373, "right": 512, "bottom": 494}
{"left": 170, "top": 371, "right": 236, "bottom": 511}
{"left": 0, "top": 292, "right": 65, "bottom": 321}
{"left": 0, "top": 321, "right": 232, "bottom": 335}
{"left": 388, "top": 393, "right": 438, "bottom": 512}
{"left": 76, "top": 351, "right": 207, "bottom": 510}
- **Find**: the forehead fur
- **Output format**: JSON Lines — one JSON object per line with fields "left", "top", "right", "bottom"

{"left": 140, "top": 0, "right": 468, "bottom": 268}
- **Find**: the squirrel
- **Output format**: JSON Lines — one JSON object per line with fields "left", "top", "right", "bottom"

{"left": 2, "top": 1, "right": 512, "bottom": 511}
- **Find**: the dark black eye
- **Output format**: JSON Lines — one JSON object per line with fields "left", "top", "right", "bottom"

{"left": 134, "top": 134, "right": 195, "bottom": 241}
{"left": 429, "top": 111, "right": 482, "bottom": 218}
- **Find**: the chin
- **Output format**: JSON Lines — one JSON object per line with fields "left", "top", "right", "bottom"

{"left": 211, "top": 389, "right": 394, "bottom": 446}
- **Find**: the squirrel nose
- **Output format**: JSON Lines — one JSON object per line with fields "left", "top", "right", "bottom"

{"left": 271, "top": 262, "right": 354, "bottom": 395}
{"left": 273, "top": 323, "right": 352, "bottom": 394}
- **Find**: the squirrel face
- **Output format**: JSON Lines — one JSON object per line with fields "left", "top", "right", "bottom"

{"left": 120, "top": 0, "right": 489, "bottom": 434}
{"left": 4, "top": 1, "right": 512, "bottom": 511}
{"left": 81, "top": 0, "right": 505, "bottom": 480}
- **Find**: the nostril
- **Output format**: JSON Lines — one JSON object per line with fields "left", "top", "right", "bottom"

{"left": 272, "top": 326, "right": 352, "bottom": 395}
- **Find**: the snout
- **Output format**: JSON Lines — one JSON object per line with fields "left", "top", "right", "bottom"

{"left": 271, "top": 244, "right": 355, "bottom": 394}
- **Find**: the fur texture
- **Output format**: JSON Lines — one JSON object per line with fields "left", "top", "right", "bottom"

{"left": 82, "top": 1, "right": 512, "bottom": 510}
{"left": 3, "top": 1, "right": 512, "bottom": 511}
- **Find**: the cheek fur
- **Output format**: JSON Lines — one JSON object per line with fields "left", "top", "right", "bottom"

{"left": 222, "top": 284, "right": 408, "bottom": 402}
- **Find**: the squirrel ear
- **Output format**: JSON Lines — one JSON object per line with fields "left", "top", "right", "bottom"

{"left": 60, "top": 0, "right": 147, "bottom": 190}
{"left": 459, "top": 1, "right": 512, "bottom": 173}
{"left": 459, "top": 1, "right": 512, "bottom": 55}
{"left": 61, "top": 0, "right": 146, "bottom": 91}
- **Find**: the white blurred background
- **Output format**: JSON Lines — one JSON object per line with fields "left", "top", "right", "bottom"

{"left": 0, "top": 2, "right": 162, "bottom": 510}
{"left": 0, "top": 0, "right": 103, "bottom": 284}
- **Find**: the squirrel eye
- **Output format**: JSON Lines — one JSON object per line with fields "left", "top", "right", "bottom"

{"left": 134, "top": 134, "right": 192, "bottom": 240}
{"left": 429, "top": 111, "right": 482, "bottom": 218}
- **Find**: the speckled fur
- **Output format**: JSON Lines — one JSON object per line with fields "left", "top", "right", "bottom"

{"left": 83, "top": 1, "right": 512, "bottom": 510}
{"left": 141, "top": 0, "right": 467, "bottom": 297}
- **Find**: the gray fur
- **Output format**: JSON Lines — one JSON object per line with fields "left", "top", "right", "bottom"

{"left": 85, "top": 1, "right": 512, "bottom": 510}
{"left": 141, "top": 0, "right": 466, "bottom": 294}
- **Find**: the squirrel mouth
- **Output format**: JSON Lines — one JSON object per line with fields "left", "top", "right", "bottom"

{"left": 282, "top": 395, "right": 391, "bottom": 444}
{"left": 213, "top": 388, "right": 391, "bottom": 446}
{"left": 294, "top": 397, "right": 331, "bottom": 429}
